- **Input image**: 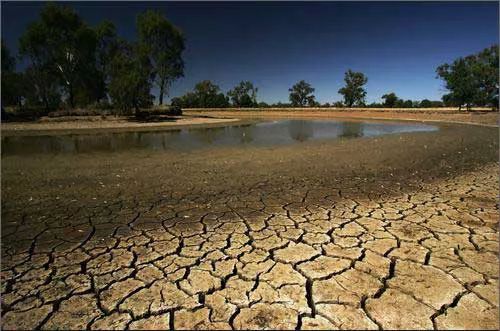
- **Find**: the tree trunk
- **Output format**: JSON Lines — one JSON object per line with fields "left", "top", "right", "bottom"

{"left": 43, "top": 94, "right": 50, "bottom": 112}
{"left": 159, "top": 80, "right": 165, "bottom": 106}
{"left": 69, "top": 84, "right": 75, "bottom": 109}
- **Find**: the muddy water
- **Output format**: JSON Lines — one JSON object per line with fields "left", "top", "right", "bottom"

{"left": 1, "top": 119, "right": 437, "bottom": 156}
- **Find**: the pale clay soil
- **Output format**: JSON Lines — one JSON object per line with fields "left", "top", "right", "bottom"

{"left": 1, "top": 116, "right": 240, "bottom": 136}
{"left": 0, "top": 115, "right": 498, "bottom": 330}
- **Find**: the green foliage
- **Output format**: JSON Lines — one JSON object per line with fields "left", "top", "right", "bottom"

{"left": 429, "top": 100, "right": 444, "bottom": 107}
{"left": 437, "top": 45, "right": 499, "bottom": 110}
{"left": 436, "top": 59, "right": 476, "bottom": 110}
{"left": 171, "top": 93, "right": 197, "bottom": 109}
{"left": 228, "top": 81, "right": 258, "bottom": 107}
{"left": 18, "top": 3, "right": 99, "bottom": 109}
{"left": 402, "top": 100, "right": 413, "bottom": 108}
{"left": 309, "top": 100, "right": 320, "bottom": 107}
{"left": 367, "top": 97, "right": 445, "bottom": 108}
{"left": 18, "top": 20, "right": 60, "bottom": 110}
{"left": 171, "top": 80, "right": 229, "bottom": 108}
{"left": 338, "top": 70, "right": 368, "bottom": 107}
{"left": 94, "top": 20, "right": 118, "bottom": 101}
{"left": 367, "top": 102, "right": 383, "bottom": 108}
{"left": 15, "top": 3, "right": 185, "bottom": 114}
{"left": 1, "top": 41, "right": 15, "bottom": 72}
{"left": 381, "top": 92, "right": 398, "bottom": 108}
{"left": 21, "top": 65, "right": 62, "bottom": 110}
{"left": 393, "top": 99, "right": 413, "bottom": 108}
{"left": 288, "top": 80, "right": 316, "bottom": 106}
{"left": 471, "top": 45, "right": 498, "bottom": 107}
{"left": 419, "top": 99, "right": 431, "bottom": 108}
{"left": 137, "top": 10, "right": 185, "bottom": 105}
{"left": 166, "top": 105, "right": 182, "bottom": 116}
{"left": 270, "top": 102, "right": 292, "bottom": 108}
{"left": 1, "top": 71, "right": 24, "bottom": 107}
{"left": 1, "top": 42, "right": 23, "bottom": 107}
{"left": 108, "top": 41, "right": 154, "bottom": 114}
{"left": 193, "top": 80, "right": 229, "bottom": 108}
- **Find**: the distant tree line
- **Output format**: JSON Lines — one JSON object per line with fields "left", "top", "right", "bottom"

{"left": 1, "top": 3, "right": 185, "bottom": 116}
{"left": 165, "top": 45, "right": 499, "bottom": 110}
{"left": 1, "top": 2, "right": 498, "bottom": 115}
{"left": 170, "top": 72, "right": 445, "bottom": 109}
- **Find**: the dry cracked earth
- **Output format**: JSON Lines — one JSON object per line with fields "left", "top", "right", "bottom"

{"left": 1, "top": 121, "right": 499, "bottom": 330}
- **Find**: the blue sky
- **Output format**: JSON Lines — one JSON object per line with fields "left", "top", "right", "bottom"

{"left": 2, "top": 1, "right": 498, "bottom": 104}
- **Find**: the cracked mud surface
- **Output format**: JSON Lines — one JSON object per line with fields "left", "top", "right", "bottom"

{"left": 1, "top": 120, "right": 499, "bottom": 330}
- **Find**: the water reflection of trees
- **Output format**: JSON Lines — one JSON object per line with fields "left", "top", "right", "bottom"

{"left": 189, "top": 126, "right": 226, "bottom": 145}
{"left": 74, "top": 134, "right": 113, "bottom": 153}
{"left": 288, "top": 121, "right": 313, "bottom": 142}
{"left": 339, "top": 122, "right": 364, "bottom": 138}
{"left": 237, "top": 125, "right": 254, "bottom": 144}
{"left": 4, "top": 121, "right": 436, "bottom": 156}
{"left": 136, "top": 130, "right": 183, "bottom": 151}
{"left": 4, "top": 135, "right": 78, "bottom": 155}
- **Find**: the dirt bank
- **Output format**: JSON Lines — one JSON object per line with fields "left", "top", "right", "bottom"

{"left": 185, "top": 109, "right": 499, "bottom": 127}
{"left": 1, "top": 115, "right": 243, "bottom": 137}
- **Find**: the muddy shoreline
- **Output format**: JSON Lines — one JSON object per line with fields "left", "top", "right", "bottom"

{"left": 1, "top": 110, "right": 497, "bottom": 137}
{"left": 185, "top": 109, "right": 499, "bottom": 127}
{"left": 1, "top": 116, "right": 249, "bottom": 137}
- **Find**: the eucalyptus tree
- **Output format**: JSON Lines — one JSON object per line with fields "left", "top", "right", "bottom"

{"left": 473, "top": 45, "right": 499, "bottom": 108}
{"left": 19, "top": 2, "right": 97, "bottom": 108}
{"left": 228, "top": 81, "right": 258, "bottom": 107}
{"left": 137, "top": 10, "right": 185, "bottom": 105}
{"left": 94, "top": 20, "right": 119, "bottom": 102}
{"left": 171, "top": 80, "right": 229, "bottom": 108}
{"left": 381, "top": 92, "right": 398, "bottom": 108}
{"left": 436, "top": 45, "right": 499, "bottom": 110}
{"left": 288, "top": 80, "right": 316, "bottom": 107}
{"left": 1, "top": 41, "right": 23, "bottom": 107}
{"left": 436, "top": 58, "right": 476, "bottom": 111}
{"left": 338, "top": 70, "right": 368, "bottom": 107}
{"left": 19, "top": 15, "right": 59, "bottom": 110}
{"left": 193, "top": 80, "right": 228, "bottom": 107}
{"left": 108, "top": 40, "right": 154, "bottom": 114}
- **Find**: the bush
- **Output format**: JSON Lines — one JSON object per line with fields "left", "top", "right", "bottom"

{"left": 1, "top": 106, "right": 51, "bottom": 122}
{"left": 47, "top": 109, "right": 105, "bottom": 117}
{"left": 171, "top": 81, "right": 230, "bottom": 108}
{"left": 166, "top": 105, "right": 182, "bottom": 116}
{"left": 88, "top": 100, "right": 113, "bottom": 111}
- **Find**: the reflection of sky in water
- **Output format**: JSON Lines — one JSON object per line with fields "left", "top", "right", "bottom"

{"left": 1, "top": 120, "right": 438, "bottom": 156}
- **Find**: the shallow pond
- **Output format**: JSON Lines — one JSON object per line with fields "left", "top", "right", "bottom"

{"left": 1, "top": 119, "right": 438, "bottom": 156}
